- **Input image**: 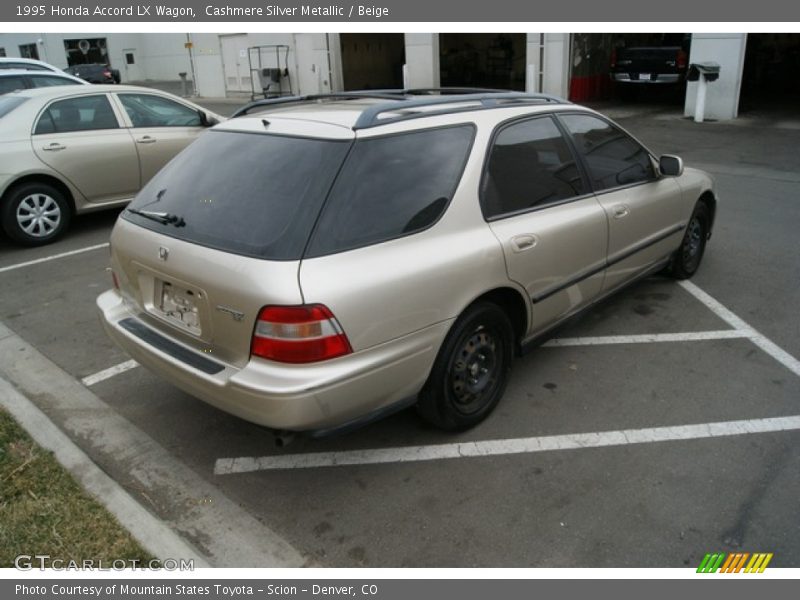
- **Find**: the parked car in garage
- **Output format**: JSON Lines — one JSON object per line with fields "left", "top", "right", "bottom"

{"left": 610, "top": 45, "right": 689, "bottom": 85}
{"left": 98, "top": 90, "right": 717, "bottom": 435}
{"left": 0, "top": 85, "right": 223, "bottom": 245}
{"left": 0, "top": 57, "right": 67, "bottom": 73}
{"left": 64, "top": 63, "right": 120, "bottom": 84}
{"left": 0, "top": 69, "right": 88, "bottom": 95}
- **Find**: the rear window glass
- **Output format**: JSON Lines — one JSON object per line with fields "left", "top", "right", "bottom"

{"left": 306, "top": 125, "right": 475, "bottom": 257}
{"left": 0, "top": 95, "right": 27, "bottom": 118}
{"left": 123, "top": 130, "right": 351, "bottom": 260}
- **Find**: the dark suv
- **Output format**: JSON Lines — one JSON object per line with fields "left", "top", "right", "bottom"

{"left": 65, "top": 64, "right": 120, "bottom": 84}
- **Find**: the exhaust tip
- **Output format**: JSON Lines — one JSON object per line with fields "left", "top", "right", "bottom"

{"left": 273, "top": 430, "right": 296, "bottom": 448}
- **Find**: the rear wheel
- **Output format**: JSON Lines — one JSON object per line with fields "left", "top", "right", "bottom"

{"left": 417, "top": 302, "right": 514, "bottom": 430}
{"left": 671, "top": 202, "right": 709, "bottom": 279}
{"left": 2, "top": 182, "right": 71, "bottom": 246}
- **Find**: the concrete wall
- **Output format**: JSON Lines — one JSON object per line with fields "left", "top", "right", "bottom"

{"left": 128, "top": 33, "right": 191, "bottom": 81}
{"left": 525, "top": 34, "right": 544, "bottom": 92}
{"left": 542, "top": 33, "right": 571, "bottom": 98}
{"left": 403, "top": 33, "right": 440, "bottom": 89}
{"left": 684, "top": 33, "right": 747, "bottom": 120}
{"left": 0, "top": 32, "right": 751, "bottom": 117}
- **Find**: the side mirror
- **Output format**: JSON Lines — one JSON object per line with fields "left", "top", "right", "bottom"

{"left": 198, "top": 110, "right": 220, "bottom": 127}
{"left": 659, "top": 154, "right": 684, "bottom": 177}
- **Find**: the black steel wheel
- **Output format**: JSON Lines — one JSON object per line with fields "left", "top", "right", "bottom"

{"left": 671, "top": 202, "right": 709, "bottom": 279}
{"left": 417, "top": 302, "right": 514, "bottom": 430}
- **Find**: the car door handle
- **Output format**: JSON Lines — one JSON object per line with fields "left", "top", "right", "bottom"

{"left": 42, "top": 143, "right": 66, "bottom": 152}
{"left": 136, "top": 136, "right": 157, "bottom": 144}
{"left": 511, "top": 234, "right": 538, "bottom": 252}
{"left": 613, "top": 204, "right": 630, "bottom": 219}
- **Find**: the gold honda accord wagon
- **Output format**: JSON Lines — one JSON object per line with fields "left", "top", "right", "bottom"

{"left": 97, "top": 90, "right": 716, "bottom": 434}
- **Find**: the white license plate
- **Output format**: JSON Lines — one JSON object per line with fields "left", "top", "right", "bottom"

{"left": 159, "top": 281, "right": 201, "bottom": 334}
{"left": 639, "top": 73, "right": 652, "bottom": 81}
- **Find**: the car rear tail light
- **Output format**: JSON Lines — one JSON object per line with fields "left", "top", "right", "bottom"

{"left": 103, "top": 70, "right": 112, "bottom": 77}
{"left": 610, "top": 48, "right": 617, "bottom": 68}
{"left": 111, "top": 270, "right": 120, "bottom": 290}
{"left": 677, "top": 49, "right": 688, "bottom": 70}
{"left": 251, "top": 304, "right": 352, "bottom": 363}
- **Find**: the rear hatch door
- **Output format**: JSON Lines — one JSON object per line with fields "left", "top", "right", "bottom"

{"left": 113, "top": 124, "right": 353, "bottom": 368}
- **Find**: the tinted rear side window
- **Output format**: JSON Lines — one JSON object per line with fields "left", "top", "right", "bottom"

{"left": 482, "top": 116, "right": 585, "bottom": 219}
{"left": 123, "top": 130, "right": 351, "bottom": 260}
{"left": 306, "top": 125, "right": 475, "bottom": 257}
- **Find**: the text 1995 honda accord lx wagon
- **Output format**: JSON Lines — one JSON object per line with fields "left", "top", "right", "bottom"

{"left": 97, "top": 90, "right": 716, "bottom": 434}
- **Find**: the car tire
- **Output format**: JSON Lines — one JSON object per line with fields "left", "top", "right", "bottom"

{"left": 671, "top": 202, "right": 709, "bottom": 279}
{"left": 2, "top": 182, "right": 71, "bottom": 246}
{"left": 417, "top": 302, "right": 514, "bottom": 431}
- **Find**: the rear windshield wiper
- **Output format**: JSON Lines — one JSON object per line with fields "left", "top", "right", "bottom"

{"left": 127, "top": 208, "right": 185, "bottom": 227}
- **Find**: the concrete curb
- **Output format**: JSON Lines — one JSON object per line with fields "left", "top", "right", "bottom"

{"left": 0, "top": 376, "right": 210, "bottom": 567}
{"left": 0, "top": 321, "right": 306, "bottom": 568}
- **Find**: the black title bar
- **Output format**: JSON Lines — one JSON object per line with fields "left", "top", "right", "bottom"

{"left": 2, "top": 0, "right": 800, "bottom": 22}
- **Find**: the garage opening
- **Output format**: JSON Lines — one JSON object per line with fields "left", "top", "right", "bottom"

{"left": 739, "top": 34, "right": 800, "bottom": 115}
{"left": 340, "top": 33, "right": 405, "bottom": 90}
{"left": 64, "top": 38, "right": 110, "bottom": 67}
{"left": 439, "top": 34, "right": 526, "bottom": 91}
{"left": 607, "top": 33, "right": 692, "bottom": 103}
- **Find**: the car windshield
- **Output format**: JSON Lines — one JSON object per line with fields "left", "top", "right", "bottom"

{"left": 123, "top": 130, "right": 352, "bottom": 260}
{"left": 0, "top": 96, "right": 27, "bottom": 118}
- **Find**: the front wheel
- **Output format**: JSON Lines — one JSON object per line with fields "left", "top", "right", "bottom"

{"left": 671, "top": 202, "right": 709, "bottom": 279}
{"left": 2, "top": 182, "right": 71, "bottom": 246}
{"left": 417, "top": 302, "right": 514, "bottom": 431}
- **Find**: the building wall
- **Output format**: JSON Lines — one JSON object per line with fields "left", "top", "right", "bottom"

{"left": 0, "top": 32, "right": 752, "bottom": 119}
{"left": 684, "top": 33, "right": 747, "bottom": 120}
{"left": 404, "top": 33, "right": 440, "bottom": 89}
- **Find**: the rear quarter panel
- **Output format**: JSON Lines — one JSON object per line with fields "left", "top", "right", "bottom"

{"left": 299, "top": 123, "right": 526, "bottom": 353}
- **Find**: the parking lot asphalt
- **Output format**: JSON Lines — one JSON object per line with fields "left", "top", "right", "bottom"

{"left": 1, "top": 99, "right": 799, "bottom": 567}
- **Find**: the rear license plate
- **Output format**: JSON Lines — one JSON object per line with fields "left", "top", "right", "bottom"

{"left": 639, "top": 73, "right": 652, "bottom": 81}
{"left": 158, "top": 281, "right": 201, "bottom": 335}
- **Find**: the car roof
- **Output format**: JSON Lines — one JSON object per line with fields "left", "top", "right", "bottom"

{"left": 0, "top": 69, "right": 88, "bottom": 83}
{"left": 0, "top": 57, "right": 62, "bottom": 72}
{"left": 6, "top": 84, "right": 185, "bottom": 100}
{"left": 219, "top": 90, "right": 579, "bottom": 138}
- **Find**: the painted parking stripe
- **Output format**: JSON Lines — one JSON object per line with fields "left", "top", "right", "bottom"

{"left": 81, "top": 359, "right": 139, "bottom": 386}
{"left": 0, "top": 242, "right": 109, "bottom": 274}
{"left": 679, "top": 280, "right": 800, "bottom": 378}
{"left": 77, "top": 330, "right": 751, "bottom": 388}
{"left": 214, "top": 415, "right": 800, "bottom": 473}
{"left": 543, "top": 330, "right": 750, "bottom": 347}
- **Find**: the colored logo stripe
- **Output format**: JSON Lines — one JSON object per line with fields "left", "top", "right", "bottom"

{"left": 697, "top": 552, "right": 773, "bottom": 573}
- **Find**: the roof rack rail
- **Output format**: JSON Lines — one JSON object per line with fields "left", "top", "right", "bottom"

{"left": 352, "top": 92, "right": 569, "bottom": 130}
{"left": 401, "top": 87, "right": 514, "bottom": 95}
{"left": 230, "top": 90, "right": 570, "bottom": 128}
{"left": 231, "top": 91, "right": 405, "bottom": 118}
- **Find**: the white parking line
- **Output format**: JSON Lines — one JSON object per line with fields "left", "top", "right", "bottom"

{"left": 214, "top": 415, "right": 800, "bottom": 473}
{"left": 679, "top": 280, "right": 800, "bottom": 378}
{"left": 81, "top": 359, "right": 139, "bottom": 386}
{"left": 0, "top": 242, "right": 109, "bottom": 274}
{"left": 79, "top": 330, "right": 751, "bottom": 389}
{"left": 543, "top": 330, "right": 750, "bottom": 347}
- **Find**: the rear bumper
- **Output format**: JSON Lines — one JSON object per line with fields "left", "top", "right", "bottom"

{"left": 612, "top": 73, "right": 682, "bottom": 84}
{"left": 97, "top": 290, "right": 451, "bottom": 431}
